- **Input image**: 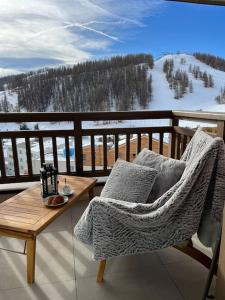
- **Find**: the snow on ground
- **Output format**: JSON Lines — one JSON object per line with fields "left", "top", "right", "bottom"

{"left": 0, "top": 90, "right": 18, "bottom": 108}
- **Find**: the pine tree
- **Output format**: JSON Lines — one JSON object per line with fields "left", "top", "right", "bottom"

{"left": 202, "top": 72, "right": 209, "bottom": 87}
{"left": 20, "top": 123, "right": 30, "bottom": 130}
{"left": 215, "top": 87, "right": 225, "bottom": 104}
{"left": 34, "top": 123, "right": 39, "bottom": 130}
{"left": 174, "top": 84, "right": 180, "bottom": 99}
{"left": 180, "top": 57, "right": 186, "bottom": 65}
{"left": 208, "top": 74, "right": 214, "bottom": 88}
{"left": 194, "top": 52, "right": 225, "bottom": 72}
{"left": 215, "top": 95, "right": 221, "bottom": 104}
{"left": 188, "top": 64, "right": 192, "bottom": 73}
{"left": 2, "top": 92, "right": 9, "bottom": 112}
{"left": 189, "top": 81, "right": 194, "bottom": 93}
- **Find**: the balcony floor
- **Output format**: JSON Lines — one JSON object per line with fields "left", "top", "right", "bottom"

{"left": 0, "top": 187, "right": 214, "bottom": 300}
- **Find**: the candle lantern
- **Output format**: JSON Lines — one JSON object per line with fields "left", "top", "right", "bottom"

{"left": 40, "top": 163, "right": 58, "bottom": 198}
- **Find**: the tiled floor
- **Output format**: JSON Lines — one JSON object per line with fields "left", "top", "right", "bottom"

{"left": 0, "top": 187, "right": 214, "bottom": 300}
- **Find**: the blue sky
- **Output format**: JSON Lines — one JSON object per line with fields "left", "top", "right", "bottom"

{"left": 109, "top": 2, "right": 225, "bottom": 59}
{"left": 0, "top": 0, "right": 225, "bottom": 74}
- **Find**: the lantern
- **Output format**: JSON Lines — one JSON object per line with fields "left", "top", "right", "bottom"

{"left": 40, "top": 163, "right": 58, "bottom": 198}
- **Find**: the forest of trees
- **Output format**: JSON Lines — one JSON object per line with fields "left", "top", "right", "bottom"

{"left": 0, "top": 54, "right": 154, "bottom": 112}
{"left": 163, "top": 59, "right": 190, "bottom": 99}
{"left": 0, "top": 91, "right": 14, "bottom": 112}
{"left": 189, "top": 65, "right": 214, "bottom": 88}
{"left": 194, "top": 52, "right": 225, "bottom": 72}
{"left": 163, "top": 57, "right": 216, "bottom": 100}
{"left": 215, "top": 87, "right": 225, "bottom": 104}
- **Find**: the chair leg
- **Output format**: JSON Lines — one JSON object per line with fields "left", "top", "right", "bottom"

{"left": 202, "top": 235, "right": 221, "bottom": 300}
{"left": 97, "top": 259, "right": 106, "bottom": 283}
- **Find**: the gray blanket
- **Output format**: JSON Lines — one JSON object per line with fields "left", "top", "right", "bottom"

{"left": 74, "top": 129, "right": 225, "bottom": 260}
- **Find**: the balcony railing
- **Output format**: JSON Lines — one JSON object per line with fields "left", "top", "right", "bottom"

{"left": 0, "top": 110, "right": 225, "bottom": 184}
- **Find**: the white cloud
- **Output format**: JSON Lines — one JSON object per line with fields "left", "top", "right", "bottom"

{"left": 0, "top": 0, "right": 163, "bottom": 70}
{"left": 0, "top": 67, "right": 20, "bottom": 77}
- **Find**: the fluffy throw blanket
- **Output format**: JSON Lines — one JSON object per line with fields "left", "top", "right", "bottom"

{"left": 74, "top": 129, "right": 225, "bottom": 260}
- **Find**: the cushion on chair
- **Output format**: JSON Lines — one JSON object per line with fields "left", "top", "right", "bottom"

{"left": 134, "top": 148, "right": 186, "bottom": 202}
{"left": 101, "top": 159, "right": 158, "bottom": 203}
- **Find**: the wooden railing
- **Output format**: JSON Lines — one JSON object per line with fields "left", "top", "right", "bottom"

{"left": 0, "top": 111, "right": 172, "bottom": 183}
{"left": 0, "top": 110, "right": 225, "bottom": 184}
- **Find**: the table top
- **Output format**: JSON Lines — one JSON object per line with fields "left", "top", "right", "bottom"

{"left": 0, "top": 176, "right": 96, "bottom": 235}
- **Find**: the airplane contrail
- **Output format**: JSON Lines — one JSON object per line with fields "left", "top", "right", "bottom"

{"left": 26, "top": 21, "right": 120, "bottom": 42}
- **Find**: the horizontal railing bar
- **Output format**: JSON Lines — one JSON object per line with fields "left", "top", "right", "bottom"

{"left": 0, "top": 175, "right": 41, "bottom": 184}
{"left": 174, "top": 126, "right": 216, "bottom": 137}
{"left": 82, "top": 126, "right": 173, "bottom": 135}
{"left": 0, "top": 110, "right": 173, "bottom": 123}
{"left": 81, "top": 170, "right": 111, "bottom": 177}
{"left": 2, "top": 110, "right": 225, "bottom": 123}
{"left": 174, "top": 126, "right": 195, "bottom": 137}
{"left": 172, "top": 110, "right": 225, "bottom": 122}
{"left": 0, "top": 130, "right": 74, "bottom": 139}
{"left": 0, "top": 172, "right": 78, "bottom": 184}
{"left": 0, "top": 170, "right": 111, "bottom": 183}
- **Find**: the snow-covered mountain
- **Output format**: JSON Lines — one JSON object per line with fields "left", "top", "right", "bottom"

{"left": 150, "top": 53, "right": 225, "bottom": 112}
{"left": 1, "top": 53, "right": 225, "bottom": 115}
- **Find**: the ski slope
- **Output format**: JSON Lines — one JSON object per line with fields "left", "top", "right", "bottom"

{"left": 150, "top": 54, "right": 225, "bottom": 112}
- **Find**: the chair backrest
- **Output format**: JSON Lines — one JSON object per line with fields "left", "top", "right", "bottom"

{"left": 180, "top": 127, "right": 214, "bottom": 168}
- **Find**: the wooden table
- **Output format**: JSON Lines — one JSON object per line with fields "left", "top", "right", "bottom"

{"left": 0, "top": 175, "right": 96, "bottom": 284}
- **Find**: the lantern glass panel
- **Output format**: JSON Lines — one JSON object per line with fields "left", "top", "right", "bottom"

{"left": 40, "top": 163, "right": 58, "bottom": 198}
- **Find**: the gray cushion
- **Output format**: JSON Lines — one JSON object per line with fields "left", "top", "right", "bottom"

{"left": 101, "top": 159, "right": 157, "bottom": 203}
{"left": 134, "top": 149, "right": 186, "bottom": 202}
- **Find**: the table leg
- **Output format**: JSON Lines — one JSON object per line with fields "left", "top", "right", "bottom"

{"left": 97, "top": 260, "right": 106, "bottom": 283}
{"left": 27, "top": 237, "right": 36, "bottom": 284}
{"left": 88, "top": 187, "right": 94, "bottom": 200}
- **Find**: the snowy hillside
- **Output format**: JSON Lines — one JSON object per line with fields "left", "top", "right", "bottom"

{"left": 150, "top": 53, "right": 225, "bottom": 112}
{"left": 1, "top": 53, "right": 225, "bottom": 113}
{"left": 1, "top": 53, "right": 225, "bottom": 131}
